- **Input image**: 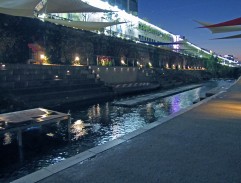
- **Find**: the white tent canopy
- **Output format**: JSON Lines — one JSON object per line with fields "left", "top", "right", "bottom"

{"left": 0, "top": 0, "right": 40, "bottom": 17}
{"left": 0, "top": 0, "right": 111, "bottom": 18}
{"left": 44, "top": 18, "right": 125, "bottom": 30}
{"left": 43, "top": 0, "right": 112, "bottom": 14}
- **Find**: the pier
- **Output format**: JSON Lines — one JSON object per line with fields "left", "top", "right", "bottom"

{"left": 0, "top": 108, "right": 70, "bottom": 148}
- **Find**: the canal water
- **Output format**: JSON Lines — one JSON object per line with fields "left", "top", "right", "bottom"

{"left": 0, "top": 80, "right": 234, "bottom": 182}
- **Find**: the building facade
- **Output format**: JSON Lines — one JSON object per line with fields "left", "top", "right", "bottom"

{"left": 102, "top": 0, "right": 138, "bottom": 16}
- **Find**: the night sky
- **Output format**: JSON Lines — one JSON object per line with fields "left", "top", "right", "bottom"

{"left": 138, "top": 0, "right": 241, "bottom": 60}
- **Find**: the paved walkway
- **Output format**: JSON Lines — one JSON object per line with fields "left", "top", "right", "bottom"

{"left": 14, "top": 78, "right": 241, "bottom": 183}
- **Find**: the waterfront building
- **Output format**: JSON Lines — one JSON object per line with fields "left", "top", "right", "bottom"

{"left": 0, "top": 0, "right": 236, "bottom": 65}
{"left": 102, "top": 0, "right": 138, "bottom": 16}
{"left": 50, "top": 0, "right": 213, "bottom": 60}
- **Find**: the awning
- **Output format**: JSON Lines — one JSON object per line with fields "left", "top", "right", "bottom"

{"left": 44, "top": 18, "right": 125, "bottom": 30}
{"left": 41, "top": 0, "right": 112, "bottom": 13}
{"left": 195, "top": 20, "right": 241, "bottom": 33}
{"left": 0, "top": 0, "right": 112, "bottom": 18}
{"left": 213, "top": 34, "right": 241, "bottom": 40}
{"left": 199, "top": 17, "right": 241, "bottom": 28}
{"left": 0, "top": 0, "right": 40, "bottom": 17}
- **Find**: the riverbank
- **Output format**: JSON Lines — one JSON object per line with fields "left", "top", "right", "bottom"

{"left": 12, "top": 77, "right": 241, "bottom": 183}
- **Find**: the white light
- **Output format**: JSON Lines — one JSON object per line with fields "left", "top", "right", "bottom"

{"left": 40, "top": 54, "right": 45, "bottom": 60}
{"left": 75, "top": 56, "right": 80, "bottom": 61}
{"left": 121, "top": 60, "right": 126, "bottom": 65}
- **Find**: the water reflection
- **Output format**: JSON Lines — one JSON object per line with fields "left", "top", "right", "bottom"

{"left": 71, "top": 120, "right": 88, "bottom": 140}
{"left": 3, "top": 132, "right": 12, "bottom": 145}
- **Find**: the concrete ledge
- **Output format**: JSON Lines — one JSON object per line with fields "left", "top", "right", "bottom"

{"left": 11, "top": 89, "right": 223, "bottom": 183}
{"left": 11, "top": 168, "right": 52, "bottom": 183}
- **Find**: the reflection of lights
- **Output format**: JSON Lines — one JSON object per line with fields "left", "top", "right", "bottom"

{"left": 71, "top": 119, "right": 88, "bottom": 140}
{"left": 146, "top": 103, "right": 154, "bottom": 114}
{"left": 88, "top": 104, "right": 101, "bottom": 121}
{"left": 3, "top": 133, "right": 12, "bottom": 145}
{"left": 38, "top": 108, "right": 52, "bottom": 119}
{"left": 171, "top": 95, "right": 181, "bottom": 113}
{"left": 148, "top": 62, "right": 152, "bottom": 67}
{"left": 46, "top": 133, "right": 54, "bottom": 137}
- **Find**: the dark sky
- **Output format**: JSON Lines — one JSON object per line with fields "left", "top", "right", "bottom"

{"left": 138, "top": 0, "right": 241, "bottom": 60}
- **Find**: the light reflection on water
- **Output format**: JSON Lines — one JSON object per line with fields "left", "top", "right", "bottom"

{"left": 0, "top": 80, "right": 233, "bottom": 182}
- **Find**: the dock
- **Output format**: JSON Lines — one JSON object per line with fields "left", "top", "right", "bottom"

{"left": 0, "top": 108, "right": 70, "bottom": 148}
{"left": 112, "top": 84, "right": 202, "bottom": 107}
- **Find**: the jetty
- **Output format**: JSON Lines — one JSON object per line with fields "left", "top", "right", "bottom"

{"left": 0, "top": 108, "right": 70, "bottom": 148}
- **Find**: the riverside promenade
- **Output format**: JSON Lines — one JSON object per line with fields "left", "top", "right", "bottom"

{"left": 14, "top": 77, "right": 241, "bottom": 183}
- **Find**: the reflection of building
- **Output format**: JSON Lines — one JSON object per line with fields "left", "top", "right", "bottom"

{"left": 102, "top": 0, "right": 138, "bottom": 16}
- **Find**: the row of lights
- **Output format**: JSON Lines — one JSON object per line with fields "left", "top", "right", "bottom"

{"left": 95, "top": 67, "right": 137, "bottom": 72}
{"left": 165, "top": 64, "right": 205, "bottom": 70}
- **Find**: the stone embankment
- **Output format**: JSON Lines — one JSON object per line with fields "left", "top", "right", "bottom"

{"left": 0, "top": 64, "right": 113, "bottom": 111}
{"left": 0, "top": 64, "right": 211, "bottom": 113}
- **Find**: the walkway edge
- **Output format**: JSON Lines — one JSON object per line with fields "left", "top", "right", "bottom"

{"left": 11, "top": 90, "right": 225, "bottom": 183}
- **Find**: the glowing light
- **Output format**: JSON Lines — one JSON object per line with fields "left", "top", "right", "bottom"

{"left": 75, "top": 56, "right": 80, "bottom": 61}
{"left": 121, "top": 60, "right": 126, "bottom": 65}
{"left": 148, "top": 62, "right": 152, "bottom": 67}
{"left": 40, "top": 54, "right": 46, "bottom": 60}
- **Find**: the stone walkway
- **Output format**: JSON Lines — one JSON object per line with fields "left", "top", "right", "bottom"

{"left": 13, "top": 78, "right": 241, "bottom": 183}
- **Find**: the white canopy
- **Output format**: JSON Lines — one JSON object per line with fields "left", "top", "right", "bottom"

{"left": 0, "top": 0, "right": 39, "bottom": 17}
{"left": 43, "top": 0, "right": 111, "bottom": 14}
{"left": 44, "top": 18, "right": 125, "bottom": 30}
{"left": 0, "top": 0, "right": 111, "bottom": 18}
